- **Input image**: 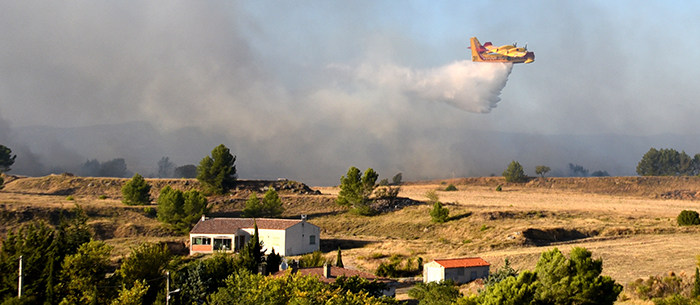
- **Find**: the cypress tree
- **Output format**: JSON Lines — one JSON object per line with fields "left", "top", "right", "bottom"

{"left": 335, "top": 247, "right": 344, "bottom": 268}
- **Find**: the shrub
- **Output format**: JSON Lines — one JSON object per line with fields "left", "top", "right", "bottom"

{"left": 677, "top": 210, "right": 700, "bottom": 226}
{"left": 98, "top": 195, "right": 107, "bottom": 200}
{"left": 66, "top": 195, "right": 74, "bottom": 201}
{"left": 143, "top": 207, "right": 156, "bottom": 217}
{"left": 444, "top": 184, "right": 457, "bottom": 191}
{"left": 496, "top": 185, "right": 502, "bottom": 192}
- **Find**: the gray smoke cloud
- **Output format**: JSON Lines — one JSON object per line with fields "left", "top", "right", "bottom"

{"left": 2, "top": 1, "right": 700, "bottom": 185}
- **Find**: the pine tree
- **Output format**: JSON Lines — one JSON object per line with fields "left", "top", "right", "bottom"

{"left": 262, "top": 189, "right": 284, "bottom": 217}
{"left": 242, "top": 193, "right": 263, "bottom": 218}
{"left": 121, "top": 173, "right": 151, "bottom": 205}
{"left": 196, "top": 144, "right": 237, "bottom": 194}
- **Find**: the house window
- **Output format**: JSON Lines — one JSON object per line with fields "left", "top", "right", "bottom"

{"left": 192, "top": 237, "right": 211, "bottom": 245}
{"left": 309, "top": 235, "right": 316, "bottom": 245}
{"left": 213, "top": 238, "right": 232, "bottom": 251}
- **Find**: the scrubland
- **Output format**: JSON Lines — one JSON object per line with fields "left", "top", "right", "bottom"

{"left": 2, "top": 174, "right": 700, "bottom": 302}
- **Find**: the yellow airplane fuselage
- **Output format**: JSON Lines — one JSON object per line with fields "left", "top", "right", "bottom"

{"left": 470, "top": 37, "right": 534, "bottom": 64}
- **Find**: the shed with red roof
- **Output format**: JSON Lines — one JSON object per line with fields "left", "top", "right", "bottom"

{"left": 423, "top": 257, "right": 490, "bottom": 284}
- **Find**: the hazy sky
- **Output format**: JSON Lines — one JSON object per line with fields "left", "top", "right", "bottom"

{"left": 1, "top": 1, "right": 699, "bottom": 185}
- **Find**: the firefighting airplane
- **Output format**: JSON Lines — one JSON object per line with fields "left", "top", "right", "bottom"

{"left": 469, "top": 37, "right": 535, "bottom": 64}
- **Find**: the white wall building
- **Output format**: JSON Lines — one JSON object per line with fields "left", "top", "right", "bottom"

{"left": 423, "top": 257, "right": 490, "bottom": 284}
{"left": 189, "top": 216, "right": 320, "bottom": 256}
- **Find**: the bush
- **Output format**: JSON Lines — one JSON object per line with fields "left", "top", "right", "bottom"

{"left": 98, "top": 195, "right": 107, "bottom": 200}
{"left": 496, "top": 185, "right": 502, "bottom": 192}
{"left": 677, "top": 210, "right": 700, "bottom": 226}
{"left": 444, "top": 184, "right": 457, "bottom": 191}
{"left": 66, "top": 195, "right": 75, "bottom": 201}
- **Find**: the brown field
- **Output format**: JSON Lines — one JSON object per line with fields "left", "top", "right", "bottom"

{"left": 2, "top": 174, "right": 700, "bottom": 302}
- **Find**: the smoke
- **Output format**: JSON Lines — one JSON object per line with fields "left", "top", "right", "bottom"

{"left": 350, "top": 61, "right": 514, "bottom": 113}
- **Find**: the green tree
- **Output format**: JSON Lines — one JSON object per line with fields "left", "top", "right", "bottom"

{"left": 457, "top": 271, "right": 537, "bottom": 305}
{"left": 237, "top": 224, "right": 265, "bottom": 273}
{"left": 502, "top": 160, "right": 526, "bottom": 183}
{"left": 535, "top": 165, "right": 551, "bottom": 178}
{"left": 484, "top": 257, "right": 519, "bottom": 287}
{"left": 262, "top": 188, "right": 284, "bottom": 217}
{"left": 337, "top": 167, "right": 379, "bottom": 215}
{"left": 197, "top": 144, "right": 237, "bottom": 194}
{"left": 121, "top": 173, "right": 151, "bottom": 206}
{"left": 266, "top": 249, "right": 282, "bottom": 274}
{"left": 56, "top": 240, "right": 113, "bottom": 305}
{"left": 408, "top": 280, "right": 462, "bottom": 305}
{"left": 0, "top": 222, "right": 55, "bottom": 302}
{"left": 692, "top": 267, "right": 700, "bottom": 299}
{"left": 677, "top": 210, "right": 700, "bottom": 226}
{"left": 110, "top": 280, "right": 148, "bottom": 305}
{"left": 533, "top": 247, "right": 621, "bottom": 305}
{"left": 242, "top": 192, "right": 263, "bottom": 218}
{"left": 0, "top": 145, "right": 16, "bottom": 173}
{"left": 426, "top": 190, "right": 449, "bottom": 223}
{"left": 430, "top": 201, "right": 449, "bottom": 223}
{"left": 336, "top": 247, "right": 344, "bottom": 268}
{"left": 156, "top": 186, "right": 209, "bottom": 233}
{"left": 117, "top": 242, "right": 172, "bottom": 305}
{"left": 637, "top": 148, "right": 699, "bottom": 176}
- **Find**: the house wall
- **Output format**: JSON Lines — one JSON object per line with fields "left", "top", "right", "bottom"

{"left": 423, "top": 262, "right": 490, "bottom": 284}
{"left": 239, "top": 228, "right": 288, "bottom": 255}
{"left": 444, "top": 266, "right": 489, "bottom": 284}
{"left": 423, "top": 262, "right": 445, "bottom": 283}
{"left": 189, "top": 233, "right": 237, "bottom": 255}
{"left": 284, "top": 221, "right": 320, "bottom": 256}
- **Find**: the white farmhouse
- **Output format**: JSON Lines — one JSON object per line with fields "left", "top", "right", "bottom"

{"left": 423, "top": 257, "right": 490, "bottom": 284}
{"left": 189, "top": 216, "right": 320, "bottom": 256}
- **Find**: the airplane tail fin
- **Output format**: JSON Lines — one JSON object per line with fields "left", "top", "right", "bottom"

{"left": 470, "top": 37, "right": 484, "bottom": 62}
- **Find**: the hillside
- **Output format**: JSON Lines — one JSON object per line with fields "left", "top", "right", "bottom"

{"left": 2, "top": 174, "right": 700, "bottom": 292}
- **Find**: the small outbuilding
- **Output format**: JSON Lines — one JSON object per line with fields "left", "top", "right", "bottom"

{"left": 189, "top": 216, "right": 320, "bottom": 256}
{"left": 423, "top": 257, "right": 490, "bottom": 284}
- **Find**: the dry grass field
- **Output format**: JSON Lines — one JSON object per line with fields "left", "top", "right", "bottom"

{"left": 2, "top": 174, "right": 700, "bottom": 303}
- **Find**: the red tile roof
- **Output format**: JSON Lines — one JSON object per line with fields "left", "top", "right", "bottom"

{"left": 190, "top": 217, "right": 304, "bottom": 234}
{"left": 271, "top": 266, "right": 392, "bottom": 284}
{"left": 432, "top": 257, "right": 490, "bottom": 268}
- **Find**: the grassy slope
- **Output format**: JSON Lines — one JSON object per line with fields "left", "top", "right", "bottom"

{"left": 2, "top": 174, "right": 700, "bottom": 299}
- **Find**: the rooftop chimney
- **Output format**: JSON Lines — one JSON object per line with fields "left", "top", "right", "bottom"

{"left": 301, "top": 215, "right": 307, "bottom": 222}
{"left": 201, "top": 215, "right": 206, "bottom": 221}
{"left": 323, "top": 263, "right": 331, "bottom": 278}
